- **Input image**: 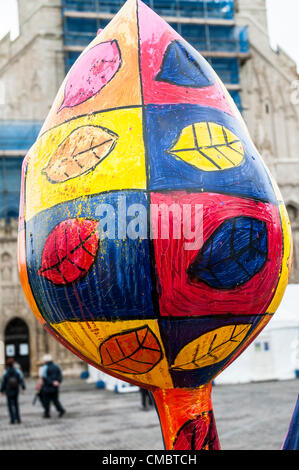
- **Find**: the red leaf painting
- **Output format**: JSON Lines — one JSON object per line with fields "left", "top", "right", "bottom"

{"left": 173, "top": 412, "right": 220, "bottom": 450}
{"left": 38, "top": 218, "right": 99, "bottom": 285}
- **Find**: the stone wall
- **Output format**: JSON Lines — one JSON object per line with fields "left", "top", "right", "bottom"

{"left": 0, "top": 0, "right": 64, "bottom": 120}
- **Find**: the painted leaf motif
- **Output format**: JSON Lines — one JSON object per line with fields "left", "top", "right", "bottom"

{"left": 156, "top": 40, "right": 215, "bottom": 88}
{"left": 59, "top": 40, "right": 122, "bottom": 110}
{"left": 99, "top": 326, "right": 162, "bottom": 375}
{"left": 170, "top": 324, "right": 251, "bottom": 370}
{"left": 187, "top": 216, "right": 268, "bottom": 289}
{"left": 173, "top": 411, "right": 220, "bottom": 450}
{"left": 42, "top": 125, "right": 118, "bottom": 183}
{"left": 168, "top": 122, "right": 244, "bottom": 171}
{"left": 173, "top": 414, "right": 209, "bottom": 450}
{"left": 38, "top": 218, "right": 99, "bottom": 284}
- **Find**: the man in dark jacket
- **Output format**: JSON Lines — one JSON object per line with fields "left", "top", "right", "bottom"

{"left": 1, "top": 358, "right": 26, "bottom": 424}
{"left": 41, "top": 354, "right": 65, "bottom": 418}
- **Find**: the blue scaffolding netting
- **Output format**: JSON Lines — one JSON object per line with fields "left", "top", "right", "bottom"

{"left": 63, "top": 15, "right": 248, "bottom": 54}
{"left": 0, "top": 157, "right": 23, "bottom": 219}
{"left": 0, "top": 121, "right": 42, "bottom": 219}
{"left": 62, "top": 0, "right": 235, "bottom": 19}
{"left": 0, "top": 120, "right": 42, "bottom": 151}
{"left": 62, "top": 0, "right": 248, "bottom": 109}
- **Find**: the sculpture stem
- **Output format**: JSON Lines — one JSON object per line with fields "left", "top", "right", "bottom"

{"left": 152, "top": 383, "right": 220, "bottom": 450}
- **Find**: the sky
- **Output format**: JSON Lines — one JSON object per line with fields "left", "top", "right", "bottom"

{"left": 0, "top": 0, "right": 298, "bottom": 70}
{"left": 0, "top": 0, "right": 19, "bottom": 41}
{"left": 266, "top": 0, "right": 299, "bottom": 71}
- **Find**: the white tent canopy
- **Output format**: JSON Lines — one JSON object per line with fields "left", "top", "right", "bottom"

{"left": 267, "top": 284, "right": 299, "bottom": 329}
{"left": 215, "top": 284, "right": 299, "bottom": 384}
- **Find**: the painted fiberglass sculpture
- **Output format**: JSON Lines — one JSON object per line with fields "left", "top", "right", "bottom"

{"left": 18, "top": 0, "right": 292, "bottom": 450}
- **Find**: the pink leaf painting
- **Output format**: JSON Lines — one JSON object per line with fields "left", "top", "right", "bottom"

{"left": 59, "top": 40, "right": 122, "bottom": 111}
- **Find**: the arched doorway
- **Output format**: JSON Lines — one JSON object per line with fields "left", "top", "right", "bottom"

{"left": 5, "top": 318, "right": 30, "bottom": 376}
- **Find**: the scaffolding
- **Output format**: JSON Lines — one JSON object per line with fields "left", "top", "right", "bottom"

{"left": 0, "top": 120, "right": 42, "bottom": 220}
{"left": 62, "top": 1, "right": 235, "bottom": 19}
{"left": 62, "top": 0, "right": 249, "bottom": 102}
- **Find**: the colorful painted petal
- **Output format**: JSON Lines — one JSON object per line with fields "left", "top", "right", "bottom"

{"left": 99, "top": 326, "right": 162, "bottom": 375}
{"left": 187, "top": 216, "right": 268, "bottom": 289}
{"left": 173, "top": 412, "right": 220, "bottom": 450}
{"left": 38, "top": 218, "right": 99, "bottom": 285}
{"left": 156, "top": 40, "right": 215, "bottom": 88}
{"left": 59, "top": 40, "right": 122, "bottom": 110}
{"left": 170, "top": 324, "right": 251, "bottom": 370}
{"left": 168, "top": 122, "right": 244, "bottom": 171}
{"left": 42, "top": 125, "right": 118, "bottom": 183}
{"left": 173, "top": 414, "right": 209, "bottom": 450}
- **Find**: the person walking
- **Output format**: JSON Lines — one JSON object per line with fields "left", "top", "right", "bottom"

{"left": 139, "top": 387, "right": 154, "bottom": 411}
{"left": 33, "top": 359, "right": 46, "bottom": 410}
{"left": 0, "top": 358, "right": 26, "bottom": 424}
{"left": 41, "top": 354, "right": 66, "bottom": 418}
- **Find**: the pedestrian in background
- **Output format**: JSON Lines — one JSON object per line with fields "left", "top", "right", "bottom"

{"left": 0, "top": 357, "right": 26, "bottom": 424}
{"left": 139, "top": 387, "right": 154, "bottom": 411}
{"left": 41, "top": 354, "right": 66, "bottom": 418}
{"left": 33, "top": 359, "right": 46, "bottom": 410}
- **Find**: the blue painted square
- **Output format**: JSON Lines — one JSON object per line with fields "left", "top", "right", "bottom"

{"left": 159, "top": 315, "right": 262, "bottom": 387}
{"left": 26, "top": 191, "right": 156, "bottom": 324}
{"left": 145, "top": 104, "right": 276, "bottom": 203}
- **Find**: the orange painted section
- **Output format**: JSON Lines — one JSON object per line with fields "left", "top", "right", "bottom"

{"left": 40, "top": 0, "right": 142, "bottom": 134}
{"left": 153, "top": 384, "right": 219, "bottom": 449}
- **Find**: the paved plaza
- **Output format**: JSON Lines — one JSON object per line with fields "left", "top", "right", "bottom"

{"left": 0, "top": 377, "right": 297, "bottom": 450}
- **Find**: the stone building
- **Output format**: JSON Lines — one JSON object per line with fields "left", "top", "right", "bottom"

{"left": 0, "top": 0, "right": 85, "bottom": 377}
{"left": 235, "top": 0, "right": 299, "bottom": 282}
{"left": 0, "top": 218, "right": 85, "bottom": 377}
{"left": 0, "top": 0, "right": 298, "bottom": 377}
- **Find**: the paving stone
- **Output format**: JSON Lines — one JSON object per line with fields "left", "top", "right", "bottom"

{"left": 0, "top": 378, "right": 297, "bottom": 450}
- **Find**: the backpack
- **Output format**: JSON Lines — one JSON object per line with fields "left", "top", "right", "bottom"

{"left": 6, "top": 368, "right": 19, "bottom": 391}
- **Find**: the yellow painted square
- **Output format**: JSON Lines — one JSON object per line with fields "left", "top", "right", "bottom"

{"left": 25, "top": 107, "right": 146, "bottom": 221}
{"left": 51, "top": 319, "right": 173, "bottom": 389}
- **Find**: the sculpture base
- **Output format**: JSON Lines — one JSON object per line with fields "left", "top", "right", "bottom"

{"left": 152, "top": 383, "right": 220, "bottom": 450}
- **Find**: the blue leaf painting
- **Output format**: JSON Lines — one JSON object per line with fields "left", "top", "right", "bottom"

{"left": 155, "top": 40, "right": 215, "bottom": 88}
{"left": 187, "top": 216, "right": 268, "bottom": 289}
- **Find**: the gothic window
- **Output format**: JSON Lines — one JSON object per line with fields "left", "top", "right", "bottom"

{"left": 0, "top": 252, "right": 13, "bottom": 281}
{"left": 0, "top": 156, "right": 23, "bottom": 220}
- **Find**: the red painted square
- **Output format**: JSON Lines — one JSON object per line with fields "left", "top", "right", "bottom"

{"left": 150, "top": 192, "right": 283, "bottom": 317}
{"left": 138, "top": 0, "right": 234, "bottom": 115}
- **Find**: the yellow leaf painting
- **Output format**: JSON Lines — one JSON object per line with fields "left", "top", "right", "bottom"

{"left": 168, "top": 122, "right": 245, "bottom": 171}
{"left": 170, "top": 324, "right": 251, "bottom": 370}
